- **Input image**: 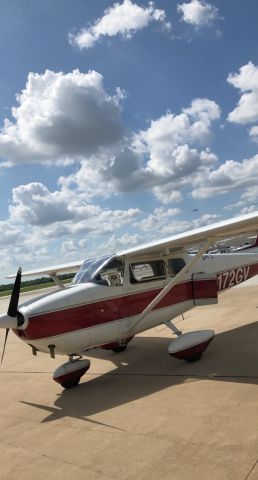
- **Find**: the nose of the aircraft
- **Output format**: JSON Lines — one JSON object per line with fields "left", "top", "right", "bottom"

{"left": 0, "top": 267, "right": 23, "bottom": 330}
{"left": 0, "top": 313, "right": 18, "bottom": 329}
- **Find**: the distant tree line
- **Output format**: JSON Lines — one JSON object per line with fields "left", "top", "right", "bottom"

{"left": 0, "top": 273, "right": 75, "bottom": 292}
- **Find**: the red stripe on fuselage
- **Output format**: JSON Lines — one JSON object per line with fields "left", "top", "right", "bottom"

{"left": 15, "top": 259, "right": 258, "bottom": 342}
{"left": 15, "top": 278, "right": 216, "bottom": 341}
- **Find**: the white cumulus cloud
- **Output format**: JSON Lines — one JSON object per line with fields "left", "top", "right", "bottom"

{"left": 134, "top": 207, "right": 181, "bottom": 232}
{"left": 9, "top": 182, "right": 99, "bottom": 226}
{"left": 192, "top": 154, "right": 258, "bottom": 199}
{"left": 177, "top": 0, "right": 219, "bottom": 27}
{"left": 0, "top": 68, "right": 222, "bottom": 207}
{"left": 0, "top": 177, "right": 145, "bottom": 276}
{"left": 134, "top": 98, "right": 220, "bottom": 162}
{"left": 227, "top": 62, "right": 258, "bottom": 125}
{"left": 9, "top": 182, "right": 141, "bottom": 234}
{"left": 69, "top": 0, "right": 171, "bottom": 50}
{"left": 160, "top": 213, "right": 219, "bottom": 236}
{"left": 0, "top": 221, "right": 22, "bottom": 246}
{"left": 152, "top": 186, "right": 183, "bottom": 205}
{"left": 58, "top": 97, "right": 220, "bottom": 204}
{"left": 96, "top": 232, "right": 144, "bottom": 254}
{"left": 0, "top": 69, "right": 124, "bottom": 166}
{"left": 249, "top": 125, "right": 258, "bottom": 142}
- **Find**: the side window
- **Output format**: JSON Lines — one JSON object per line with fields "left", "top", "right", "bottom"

{"left": 168, "top": 258, "right": 186, "bottom": 275}
{"left": 130, "top": 260, "right": 166, "bottom": 283}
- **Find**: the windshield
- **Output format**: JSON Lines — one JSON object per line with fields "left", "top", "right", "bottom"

{"left": 72, "top": 254, "right": 115, "bottom": 284}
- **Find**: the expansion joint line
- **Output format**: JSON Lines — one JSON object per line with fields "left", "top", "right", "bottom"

{"left": 244, "top": 457, "right": 258, "bottom": 480}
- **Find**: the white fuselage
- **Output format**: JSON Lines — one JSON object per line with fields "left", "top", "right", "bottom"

{"left": 9, "top": 252, "right": 258, "bottom": 357}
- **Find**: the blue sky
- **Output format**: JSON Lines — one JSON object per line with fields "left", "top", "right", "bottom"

{"left": 1, "top": 0, "right": 258, "bottom": 280}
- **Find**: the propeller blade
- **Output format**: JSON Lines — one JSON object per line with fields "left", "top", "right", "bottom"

{"left": 1, "top": 268, "right": 22, "bottom": 365}
{"left": 1, "top": 328, "right": 9, "bottom": 365}
{"left": 7, "top": 267, "right": 22, "bottom": 318}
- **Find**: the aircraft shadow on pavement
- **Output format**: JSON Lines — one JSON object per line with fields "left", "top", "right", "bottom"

{"left": 21, "top": 320, "right": 258, "bottom": 425}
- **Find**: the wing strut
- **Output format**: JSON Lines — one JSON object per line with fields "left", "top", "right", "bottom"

{"left": 50, "top": 274, "right": 66, "bottom": 289}
{"left": 126, "top": 237, "right": 215, "bottom": 335}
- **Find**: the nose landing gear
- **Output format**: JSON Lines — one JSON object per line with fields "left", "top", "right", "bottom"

{"left": 53, "top": 356, "right": 91, "bottom": 389}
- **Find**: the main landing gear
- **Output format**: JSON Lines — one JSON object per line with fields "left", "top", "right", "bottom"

{"left": 165, "top": 321, "right": 215, "bottom": 362}
{"left": 101, "top": 336, "right": 133, "bottom": 353}
{"left": 112, "top": 342, "right": 128, "bottom": 353}
{"left": 53, "top": 356, "right": 91, "bottom": 389}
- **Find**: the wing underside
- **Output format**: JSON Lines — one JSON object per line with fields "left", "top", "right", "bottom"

{"left": 118, "top": 211, "right": 258, "bottom": 259}
{"left": 6, "top": 260, "right": 83, "bottom": 279}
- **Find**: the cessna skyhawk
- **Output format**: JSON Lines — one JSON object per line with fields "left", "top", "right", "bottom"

{"left": 1, "top": 212, "right": 258, "bottom": 389}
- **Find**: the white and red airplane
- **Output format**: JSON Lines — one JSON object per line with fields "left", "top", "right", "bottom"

{"left": 1, "top": 211, "right": 258, "bottom": 389}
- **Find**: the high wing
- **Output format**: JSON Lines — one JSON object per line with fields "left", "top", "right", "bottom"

{"left": 6, "top": 260, "right": 83, "bottom": 279}
{"left": 5, "top": 211, "right": 258, "bottom": 280}
{"left": 117, "top": 211, "right": 258, "bottom": 259}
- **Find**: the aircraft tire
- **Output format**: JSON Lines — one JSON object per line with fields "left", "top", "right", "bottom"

{"left": 112, "top": 343, "right": 128, "bottom": 353}
{"left": 61, "top": 378, "right": 80, "bottom": 389}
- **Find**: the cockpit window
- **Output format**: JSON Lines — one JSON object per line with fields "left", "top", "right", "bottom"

{"left": 72, "top": 255, "right": 115, "bottom": 284}
{"left": 72, "top": 255, "right": 124, "bottom": 286}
